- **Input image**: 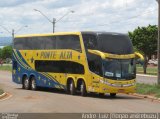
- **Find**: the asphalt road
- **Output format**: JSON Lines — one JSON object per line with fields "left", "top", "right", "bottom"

{"left": 0, "top": 71, "right": 160, "bottom": 113}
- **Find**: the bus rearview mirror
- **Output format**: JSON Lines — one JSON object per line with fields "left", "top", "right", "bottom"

{"left": 135, "top": 52, "right": 144, "bottom": 65}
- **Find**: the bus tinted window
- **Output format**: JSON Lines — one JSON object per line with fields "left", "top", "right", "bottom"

{"left": 44, "top": 37, "right": 56, "bottom": 49}
{"left": 28, "top": 37, "right": 44, "bottom": 49}
{"left": 82, "top": 34, "right": 98, "bottom": 50}
{"left": 56, "top": 35, "right": 81, "bottom": 52}
{"left": 14, "top": 35, "right": 81, "bottom": 51}
{"left": 14, "top": 36, "right": 56, "bottom": 50}
{"left": 87, "top": 52, "right": 103, "bottom": 76}
{"left": 98, "top": 34, "right": 134, "bottom": 54}
{"left": 35, "top": 60, "right": 85, "bottom": 74}
{"left": 14, "top": 37, "right": 26, "bottom": 49}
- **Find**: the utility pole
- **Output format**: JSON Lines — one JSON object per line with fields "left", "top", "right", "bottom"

{"left": 156, "top": 0, "right": 160, "bottom": 85}
{"left": 12, "top": 29, "right": 14, "bottom": 39}
{"left": 0, "top": 25, "right": 27, "bottom": 47}
{"left": 12, "top": 29, "right": 14, "bottom": 48}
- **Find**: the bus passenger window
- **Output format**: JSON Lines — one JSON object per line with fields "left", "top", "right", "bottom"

{"left": 82, "top": 34, "right": 98, "bottom": 50}
{"left": 56, "top": 35, "right": 81, "bottom": 52}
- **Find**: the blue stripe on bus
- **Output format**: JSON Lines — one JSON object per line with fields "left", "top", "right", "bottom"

{"left": 12, "top": 50, "right": 65, "bottom": 89}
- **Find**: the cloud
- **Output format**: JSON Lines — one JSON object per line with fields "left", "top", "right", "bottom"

{"left": 46, "top": 0, "right": 80, "bottom": 9}
{"left": 0, "top": 0, "right": 40, "bottom": 7}
{"left": 0, "top": 0, "right": 158, "bottom": 37}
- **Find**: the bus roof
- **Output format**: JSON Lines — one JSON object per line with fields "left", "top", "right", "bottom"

{"left": 15, "top": 31, "right": 81, "bottom": 38}
{"left": 81, "top": 31, "right": 127, "bottom": 36}
{"left": 15, "top": 31, "right": 127, "bottom": 38}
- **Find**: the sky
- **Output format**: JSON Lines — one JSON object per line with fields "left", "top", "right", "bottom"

{"left": 0, "top": 0, "right": 158, "bottom": 37}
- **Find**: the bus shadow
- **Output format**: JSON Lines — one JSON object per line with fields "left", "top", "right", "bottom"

{"left": 16, "top": 87, "right": 141, "bottom": 100}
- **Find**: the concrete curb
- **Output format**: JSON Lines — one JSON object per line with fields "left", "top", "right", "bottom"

{"left": 0, "top": 92, "right": 7, "bottom": 99}
{"left": 131, "top": 93, "right": 160, "bottom": 102}
{"left": 136, "top": 74, "right": 157, "bottom": 78}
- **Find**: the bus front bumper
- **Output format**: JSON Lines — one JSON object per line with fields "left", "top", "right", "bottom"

{"left": 99, "top": 79, "right": 136, "bottom": 94}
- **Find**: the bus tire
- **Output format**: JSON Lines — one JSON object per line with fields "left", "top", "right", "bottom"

{"left": 110, "top": 93, "right": 116, "bottom": 97}
{"left": 31, "top": 76, "right": 37, "bottom": 90}
{"left": 23, "top": 76, "right": 30, "bottom": 90}
{"left": 80, "top": 81, "right": 87, "bottom": 96}
{"left": 99, "top": 93, "right": 105, "bottom": 97}
{"left": 68, "top": 80, "right": 76, "bottom": 95}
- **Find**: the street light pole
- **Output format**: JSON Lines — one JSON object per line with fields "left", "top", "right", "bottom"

{"left": 156, "top": 0, "right": 160, "bottom": 85}
{"left": 34, "top": 9, "right": 74, "bottom": 33}
{"left": 0, "top": 25, "right": 28, "bottom": 47}
{"left": 53, "top": 18, "right": 56, "bottom": 33}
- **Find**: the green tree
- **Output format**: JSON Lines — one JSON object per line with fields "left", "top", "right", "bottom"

{"left": 128, "top": 25, "right": 158, "bottom": 74}
{"left": 2, "top": 46, "right": 12, "bottom": 59}
{"left": 0, "top": 48, "right": 2, "bottom": 58}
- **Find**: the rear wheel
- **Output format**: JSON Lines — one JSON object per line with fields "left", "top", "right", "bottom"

{"left": 110, "top": 93, "right": 116, "bottom": 97}
{"left": 99, "top": 93, "right": 105, "bottom": 97}
{"left": 23, "top": 76, "right": 30, "bottom": 90}
{"left": 31, "top": 77, "right": 37, "bottom": 90}
{"left": 80, "top": 81, "right": 87, "bottom": 96}
{"left": 68, "top": 80, "right": 76, "bottom": 95}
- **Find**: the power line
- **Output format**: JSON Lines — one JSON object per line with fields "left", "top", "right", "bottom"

{"left": 57, "top": 8, "right": 157, "bottom": 30}
{"left": 98, "top": 8, "right": 157, "bottom": 26}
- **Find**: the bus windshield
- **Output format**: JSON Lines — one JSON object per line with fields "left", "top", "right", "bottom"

{"left": 82, "top": 32, "right": 134, "bottom": 54}
{"left": 103, "top": 59, "right": 136, "bottom": 80}
{"left": 98, "top": 34, "right": 133, "bottom": 54}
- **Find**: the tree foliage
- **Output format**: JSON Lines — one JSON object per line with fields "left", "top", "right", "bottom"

{"left": 1, "top": 46, "right": 12, "bottom": 59}
{"left": 128, "top": 25, "right": 158, "bottom": 74}
{"left": 0, "top": 48, "right": 2, "bottom": 58}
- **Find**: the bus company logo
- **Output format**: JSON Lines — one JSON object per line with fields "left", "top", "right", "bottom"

{"left": 40, "top": 51, "right": 72, "bottom": 59}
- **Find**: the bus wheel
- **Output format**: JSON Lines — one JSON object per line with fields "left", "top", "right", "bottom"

{"left": 80, "top": 81, "right": 87, "bottom": 96}
{"left": 110, "top": 93, "right": 116, "bottom": 97}
{"left": 23, "top": 76, "right": 30, "bottom": 90}
{"left": 99, "top": 93, "right": 105, "bottom": 97}
{"left": 69, "top": 80, "right": 76, "bottom": 95}
{"left": 31, "top": 76, "right": 37, "bottom": 90}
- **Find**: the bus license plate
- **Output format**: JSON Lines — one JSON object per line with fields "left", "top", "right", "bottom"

{"left": 118, "top": 89, "right": 125, "bottom": 93}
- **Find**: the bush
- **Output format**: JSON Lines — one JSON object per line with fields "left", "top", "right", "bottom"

{"left": 0, "top": 88, "right": 4, "bottom": 95}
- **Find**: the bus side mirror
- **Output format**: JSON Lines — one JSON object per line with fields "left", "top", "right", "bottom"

{"left": 135, "top": 52, "right": 144, "bottom": 65}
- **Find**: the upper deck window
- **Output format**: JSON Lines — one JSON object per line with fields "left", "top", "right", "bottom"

{"left": 82, "top": 34, "right": 98, "bottom": 50}
{"left": 14, "top": 35, "right": 81, "bottom": 52}
{"left": 56, "top": 35, "right": 81, "bottom": 52}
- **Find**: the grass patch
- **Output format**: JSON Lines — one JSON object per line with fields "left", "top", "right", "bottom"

{"left": 136, "top": 65, "right": 157, "bottom": 75}
{"left": 136, "top": 83, "right": 160, "bottom": 98}
{"left": 0, "top": 65, "right": 12, "bottom": 71}
{"left": 0, "top": 88, "right": 4, "bottom": 95}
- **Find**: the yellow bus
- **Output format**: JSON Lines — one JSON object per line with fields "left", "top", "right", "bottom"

{"left": 12, "top": 31, "right": 143, "bottom": 97}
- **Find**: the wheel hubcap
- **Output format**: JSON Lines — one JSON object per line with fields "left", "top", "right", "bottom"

{"left": 32, "top": 80, "right": 35, "bottom": 89}
{"left": 80, "top": 83, "right": 84, "bottom": 92}
{"left": 70, "top": 83, "right": 73, "bottom": 92}
{"left": 24, "top": 79, "right": 29, "bottom": 88}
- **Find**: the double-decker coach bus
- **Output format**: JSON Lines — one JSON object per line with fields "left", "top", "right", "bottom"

{"left": 12, "top": 31, "right": 143, "bottom": 97}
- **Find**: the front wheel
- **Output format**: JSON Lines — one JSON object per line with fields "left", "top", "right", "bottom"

{"left": 80, "top": 81, "right": 87, "bottom": 96}
{"left": 110, "top": 93, "right": 116, "bottom": 97}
